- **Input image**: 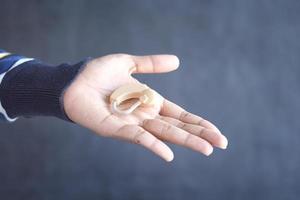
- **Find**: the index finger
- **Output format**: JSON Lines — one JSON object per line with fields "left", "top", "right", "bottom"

{"left": 160, "top": 99, "right": 222, "bottom": 134}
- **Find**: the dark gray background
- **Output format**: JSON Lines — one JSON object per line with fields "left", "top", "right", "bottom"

{"left": 0, "top": 0, "right": 299, "bottom": 199}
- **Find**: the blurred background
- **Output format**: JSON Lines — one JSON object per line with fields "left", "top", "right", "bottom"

{"left": 0, "top": 0, "right": 300, "bottom": 199}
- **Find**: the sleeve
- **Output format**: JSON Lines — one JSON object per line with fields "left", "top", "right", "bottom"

{"left": 0, "top": 49, "right": 90, "bottom": 122}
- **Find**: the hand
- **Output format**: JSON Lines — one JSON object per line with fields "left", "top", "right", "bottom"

{"left": 63, "top": 54, "right": 228, "bottom": 162}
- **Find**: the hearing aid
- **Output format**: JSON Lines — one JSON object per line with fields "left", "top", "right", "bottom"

{"left": 110, "top": 83, "right": 157, "bottom": 115}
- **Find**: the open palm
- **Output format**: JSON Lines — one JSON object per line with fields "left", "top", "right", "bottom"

{"left": 63, "top": 54, "right": 228, "bottom": 162}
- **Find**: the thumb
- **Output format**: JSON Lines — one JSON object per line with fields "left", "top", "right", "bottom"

{"left": 130, "top": 55, "right": 180, "bottom": 74}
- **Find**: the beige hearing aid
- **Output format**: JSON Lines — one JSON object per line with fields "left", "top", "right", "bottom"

{"left": 110, "top": 83, "right": 157, "bottom": 115}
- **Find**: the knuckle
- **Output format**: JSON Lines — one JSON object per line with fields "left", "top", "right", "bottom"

{"left": 150, "top": 138, "right": 159, "bottom": 149}
{"left": 133, "top": 128, "right": 147, "bottom": 144}
{"left": 149, "top": 55, "right": 156, "bottom": 72}
{"left": 162, "top": 123, "right": 173, "bottom": 134}
{"left": 177, "top": 121, "right": 186, "bottom": 129}
{"left": 198, "top": 118, "right": 205, "bottom": 126}
{"left": 197, "top": 128, "right": 205, "bottom": 137}
{"left": 180, "top": 110, "right": 190, "bottom": 121}
{"left": 183, "top": 134, "right": 192, "bottom": 145}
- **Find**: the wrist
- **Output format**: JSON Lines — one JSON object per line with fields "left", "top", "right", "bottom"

{"left": 0, "top": 58, "right": 90, "bottom": 121}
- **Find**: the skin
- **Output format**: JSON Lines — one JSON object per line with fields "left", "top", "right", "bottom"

{"left": 63, "top": 54, "right": 228, "bottom": 162}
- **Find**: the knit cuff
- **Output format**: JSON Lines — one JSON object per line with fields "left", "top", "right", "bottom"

{"left": 0, "top": 58, "right": 90, "bottom": 121}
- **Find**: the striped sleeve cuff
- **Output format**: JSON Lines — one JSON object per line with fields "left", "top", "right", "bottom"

{"left": 0, "top": 50, "right": 33, "bottom": 122}
{"left": 0, "top": 49, "right": 89, "bottom": 122}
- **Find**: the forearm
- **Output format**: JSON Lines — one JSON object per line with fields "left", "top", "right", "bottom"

{"left": 0, "top": 49, "right": 89, "bottom": 122}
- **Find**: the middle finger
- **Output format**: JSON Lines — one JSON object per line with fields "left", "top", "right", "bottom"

{"left": 142, "top": 118, "right": 213, "bottom": 156}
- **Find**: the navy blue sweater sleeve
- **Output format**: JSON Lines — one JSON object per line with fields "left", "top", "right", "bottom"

{"left": 0, "top": 50, "right": 89, "bottom": 122}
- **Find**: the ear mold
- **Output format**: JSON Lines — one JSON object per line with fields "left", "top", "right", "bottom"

{"left": 110, "top": 83, "right": 157, "bottom": 115}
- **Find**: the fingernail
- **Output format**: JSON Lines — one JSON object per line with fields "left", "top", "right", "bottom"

{"left": 205, "top": 147, "right": 214, "bottom": 156}
{"left": 166, "top": 155, "right": 174, "bottom": 162}
{"left": 164, "top": 151, "right": 174, "bottom": 162}
{"left": 219, "top": 136, "right": 228, "bottom": 149}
